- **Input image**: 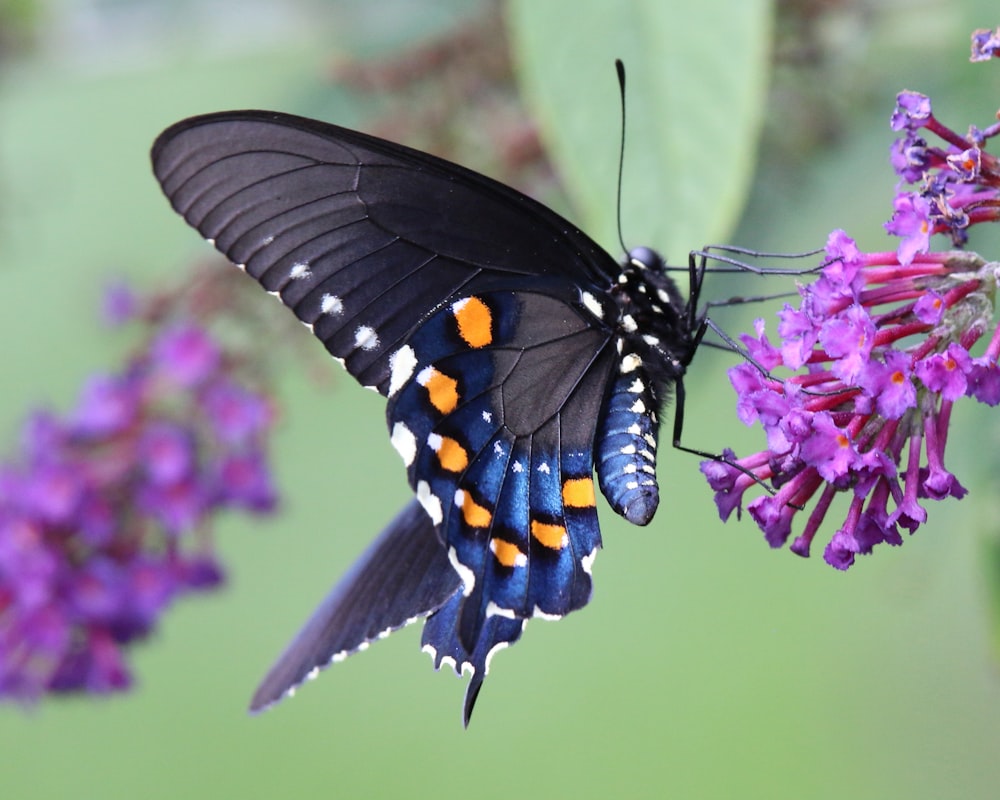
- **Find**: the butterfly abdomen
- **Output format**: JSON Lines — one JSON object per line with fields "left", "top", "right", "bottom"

{"left": 595, "top": 356, "right": 662, "bottom": 525}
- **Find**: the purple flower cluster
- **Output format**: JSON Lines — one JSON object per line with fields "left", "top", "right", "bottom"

{"left": 702, "top": 35, "right": 1000, "bottom": 569}
{"left": 0, "top": 318, "right": 276, "bottom": 701}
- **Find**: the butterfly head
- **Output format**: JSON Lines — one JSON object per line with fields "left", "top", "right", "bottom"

{"left": 613, "top": 247, "right": 698, "bottom": 378}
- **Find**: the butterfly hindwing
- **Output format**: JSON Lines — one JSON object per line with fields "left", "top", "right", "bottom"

{"left": 385, "top": 288, "right": 616, "bottom": 648}
{"left": 249, "top": 499, "right": 461, "bottom": 714}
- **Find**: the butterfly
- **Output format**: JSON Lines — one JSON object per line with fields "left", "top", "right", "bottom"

{"left": 151, "top": 110, "right": 706, "bottom": 724}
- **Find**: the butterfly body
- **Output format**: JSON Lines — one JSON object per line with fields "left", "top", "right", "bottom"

{"left": 152, "top": 111, "right": 703, "bottom": 723}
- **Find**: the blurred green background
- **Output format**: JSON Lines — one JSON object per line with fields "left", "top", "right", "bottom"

{"left": 3, "top": 0, "right": 1000, "bottom": 798}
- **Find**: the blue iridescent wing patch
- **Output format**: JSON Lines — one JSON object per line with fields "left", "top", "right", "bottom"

{"left": 152, "top": 112, "right": 701, "bottom": 723}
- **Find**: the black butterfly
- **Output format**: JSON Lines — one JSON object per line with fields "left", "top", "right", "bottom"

{"left": 151, "top": 111, "right": 706, "bottom": 724}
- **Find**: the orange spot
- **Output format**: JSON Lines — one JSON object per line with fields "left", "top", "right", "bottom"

{"left": 460, "top": 493, "right": 492, "bottom": 527}
{"left": 891, "top": 371, "right": 905, "bottom": 385}
{"left": 531, "top": 520, "right": 567, "bottom": 550}
{"left": 454, "top": 297, "right": 492, "bottom": 348}
{"left": 836, "top": 434, "right": 849, "bottom": 448}
{"left": 562, "top": 477, "right": 596, "bottom": 508}
{"left": 491, "top": 538, "right": 525, "bottom": 568}
{"left": 434, "top": 436, "right": 468, "bottom": 472}
{"left": 421, "top": 368, "right": 459, "bottom": 414}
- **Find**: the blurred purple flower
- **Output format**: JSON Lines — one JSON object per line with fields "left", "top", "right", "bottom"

{"left": 0, "top": 292, "right": 279, "bottom": 703}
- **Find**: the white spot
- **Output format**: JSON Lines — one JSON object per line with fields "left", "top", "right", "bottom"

{"left": 493, "top": 440, "right": 504, "bottom": 456}
{"left": 532, "top": 606, "right": 563, "bottom": 621}
{"left": 642, "top": 465, "right": 656, "bottom": 474}
{"left": 628, "top": 423, "right": 642, "bottom": 435}
{"left": 461, "top": 661, "right": 475, "bottom": 678}
{"left": 622, "top": 314, "right": 638, "bottom": 333}
{"left": 630, "top": 398, "right": 646, "bottom": 414}
{"left": 616, "top": 338, "right": 624, "bottom": 353}
{"left": 427, "top": 432, "right": 443, "bottom": 451}
{"left": 486, "top": 601, "right": 517, "bottom": 618}
{"left": 354, "top": 325, "right": 379, "bottom": 351}
{"left": 235, "top": 262, "right": 247, "bottom": 272}
{"left": 581, "top": 547, "right": 598, "bottom": 575}
{"left": 357, "top": 641, "right": 370, "bottom": 652}
{"left": 617, "top": 273, "right": 629, "bottom": 285}
{"left": 626, "top": 480, "right": 639, "bottom": 490}
{"left": 452, "top": 297, "right": 472, "bottom": 313}
{"left": 421, "top": 643, "right": 437, "bottom": 660}
{"left": 390, "top": 422, "right": 417, "bottom": 466}
{"left": 482, "top": 410, "right": 493, "bottom": 423}
{"left": 261, "top": 234, "right": 274, "bottom": 246}
{"left": 300, "top": 320, "right": 315, "bottom": 333}
{"left": 620, "top": 353, "right": 642, "bottom": 373}
{"left": 624, "top": 464, "right": 638, "bottom": 474}
{"left": 331, "top": 355, "right": 346, "bottom": 368}
{"left": 512, "top": 461, "right": 523, "bottom": 473}
{"left": 440, "top": 655, "right": 458, "bottom": 672}
{"left": 206, "top": 237, "right": 216, "bottom": 246}
{"left": 321, "top": 293, "right": 344, "bottom": 315}
{"left": 376, "top": 627, "right": 392, "bottom": 640}
{"left": 267, "top": 289, "right": 281, "bottom": 299}
{"left": 306, "top": 667, "right": 320, "bottom": 681}
{"left": 628, "top": 378, "right": 645, "bottom": 393}
{"left": 641, "top": 478, "right": 656, "bottom": 486}
{"left": 643, "top": 334, "right": 660, "bottom": 346}
{"left": 448, "top": 546, "right": 476, "bottom": 596}
{"left": 537, "top": 462, "right": 550, "bottom": 474}
{"left": 640, "top": 449, "right": 656, "bottom": 461}
{"left": 387, "top": 346, "right": 417, "bottom": 396}
{"left": 644, "top": 434, "right": 657, "bottom": 448}
{"left": 416, "top": 481, "right": 442, "bottom": 525}
{"left": 289, "top": 262, "right": 311, "bottom": 280}
{"left": 620, "top": 444, "right": 637, "bottom": 455}
{"left": 332, "top": 651, "right": 348, "bottom": 664}
{"left": 581, "top": 291, "right": 604, "bottom": 320}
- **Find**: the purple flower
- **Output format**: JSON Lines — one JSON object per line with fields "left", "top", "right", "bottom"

{"left": 151, "top": 324, "right": 221, "bottom": 388}
{"left": 971, "top": 27, "right": 1000, "bottom": 61}
{"left": 70, "top": 374, "right": 139, "bottom": 437}
{"left": 890, "top": 91, "right": 932, "bottom": 132}
{"left": 212, "top": 450, "right": 278, "bottom": 512}
{"left": 884, "top": 193, "right": 932, "bottom": 264}
{"left": 139, "top": 422, "right": 196, "bottom": 485}
{"left": 703, "top": 41, "right": 1000, "bottom": 570}
{"left": 201, "top": 380, "right": 274, "bottom": 445}
{"left": 102, "top": 279, "right": 139, "bottom": 326}
{"left": 0, "top": 310, "right": 278, "bottom": 703}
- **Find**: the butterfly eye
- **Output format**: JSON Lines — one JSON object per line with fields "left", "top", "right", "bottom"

{"left": 627, "top": 245, "right": 664, "bottom": 271}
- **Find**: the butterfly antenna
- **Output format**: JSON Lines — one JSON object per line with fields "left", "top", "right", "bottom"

{"left": 614, "top": 59, "right": 629, "bottom": 256}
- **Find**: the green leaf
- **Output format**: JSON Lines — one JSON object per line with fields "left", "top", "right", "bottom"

{"left": 507, "top": 0, "right": 773, "bottom": 259}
